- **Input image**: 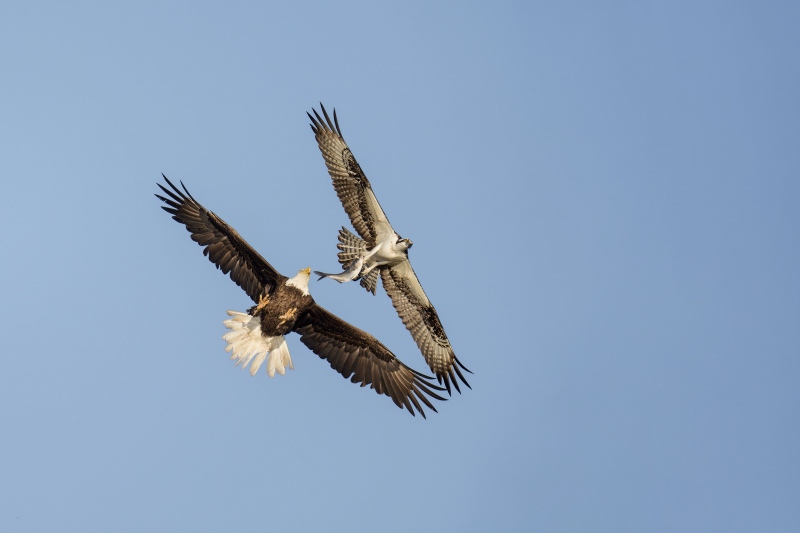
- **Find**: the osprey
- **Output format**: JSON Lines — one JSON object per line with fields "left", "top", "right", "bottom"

{"left": 307, "top": 105, "right": 471, "bottom": 395}
{"left": 155, "top": 175, "right": 445, "bottom": 417}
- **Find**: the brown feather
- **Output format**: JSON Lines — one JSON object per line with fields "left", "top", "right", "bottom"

{"left": 156, "top": 175, "right": 445, "bottom": 416}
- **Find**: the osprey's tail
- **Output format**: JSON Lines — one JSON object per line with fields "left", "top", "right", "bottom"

{"left": 336, "top": 226, "right": 367, "bottom": 265}
{"left": 336, "top": 227, "right": 379, "bottom": 295}
{"left": 222, "top": 310, "right": 293, "bottom": 377}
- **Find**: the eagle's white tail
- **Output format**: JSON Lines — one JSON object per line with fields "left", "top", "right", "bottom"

{"left": 222, "top": 310, "right": 294, "bottom": 377}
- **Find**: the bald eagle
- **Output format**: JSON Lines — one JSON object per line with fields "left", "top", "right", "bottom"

{"left": 155, "top": 175, "right": 445, "bottom": 417}
{"left": 307, "top": 105, "right": 471, "bottom": 395}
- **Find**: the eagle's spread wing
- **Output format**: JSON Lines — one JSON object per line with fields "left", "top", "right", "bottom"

{"left": 380, "top": 261, "right": 471, "bottom": 394}
{"left": 156, "top": 175, "right": 285, "bottom": 302}
{"left": 307, "top": 104, "right": 394, "bottom": 246}
{"left": 294, "top": 304, "right": 446, "bottom": 418}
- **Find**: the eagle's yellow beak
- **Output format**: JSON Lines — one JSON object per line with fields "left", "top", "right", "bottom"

{"left": 300, "top": 267, "right": 311, "bottom": 276}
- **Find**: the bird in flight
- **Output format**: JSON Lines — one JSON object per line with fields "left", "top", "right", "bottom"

{"left": 155, "top": 175, "right": 446, "bottom": 417}
{"left": 308, "top": 105, "right": 471, "bottom": 395}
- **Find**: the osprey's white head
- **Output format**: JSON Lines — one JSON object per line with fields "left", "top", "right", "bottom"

{"left": 396, "top": 237, "right": 413, "bottom": 253}
{"left": 286, "top": 267, "right": 311, "bottom": 296}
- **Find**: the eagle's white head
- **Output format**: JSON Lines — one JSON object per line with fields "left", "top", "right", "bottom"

{"left": 286, "top": 267, "right": 311, "bottom": 296}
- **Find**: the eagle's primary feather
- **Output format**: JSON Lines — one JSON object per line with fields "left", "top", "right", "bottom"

{"left": 156, "top": 175, "right": 445, "bottom": 417}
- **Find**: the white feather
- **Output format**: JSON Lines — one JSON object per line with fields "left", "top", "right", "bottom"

{"left": 222, "top": 310, "right": 294, "bottom": 378}
{"left": 266, "top": 337, "right": 293, "bottom": 377}
{"left": 286, "top": 268, "right": 311, "bottom": 296}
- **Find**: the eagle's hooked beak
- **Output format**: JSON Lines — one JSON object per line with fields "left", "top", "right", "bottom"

{"left": 300, "top": 267, "right": 311, "bottom": 276}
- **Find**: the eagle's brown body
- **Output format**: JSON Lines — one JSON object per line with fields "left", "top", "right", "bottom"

{"left": 251, "top": 278, "right": 314, "bottom": 337}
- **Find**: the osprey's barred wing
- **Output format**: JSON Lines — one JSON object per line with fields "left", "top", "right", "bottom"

{"left": 294, "top": 305, "right": 446, "bottom": 418}
{"left": 307, "top": 104, "right": 393, "bottom": 246}
{"left": 308, "top": 105, "right": 470, "bottom": 394}
{"left": 155, "top": 175, "right": 285, "bottom": 303}
{"left": 380, "top": 262, "right": 471, "bottom": 394}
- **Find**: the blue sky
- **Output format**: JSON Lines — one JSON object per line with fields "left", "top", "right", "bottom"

{"left": 1, "top": 1, "right": 799, "bottom": 531}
